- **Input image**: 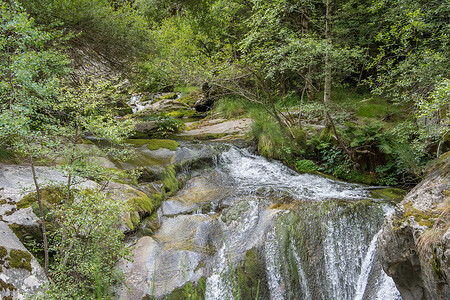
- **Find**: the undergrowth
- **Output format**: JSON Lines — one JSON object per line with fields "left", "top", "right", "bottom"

{"left": 213, "top": 88, "right": 424, "bottom": 186}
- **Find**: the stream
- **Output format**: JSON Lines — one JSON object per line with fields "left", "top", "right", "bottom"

{"left": 121, "top": 145, "right": 402, "bottom": 300}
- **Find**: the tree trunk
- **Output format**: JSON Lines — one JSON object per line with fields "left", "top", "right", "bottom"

{"left": 323, "top": 0, "right": 332, "bottom": 120}
{"left": 30, "top": 158, "right": 49, "bottom": 276}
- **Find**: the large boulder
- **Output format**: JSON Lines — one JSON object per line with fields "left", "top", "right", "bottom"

{"left": 193, "top": 83, "right": 224, "bottom": 112}
{"left": 377, "top": 152, "right": 450, "bottom": 300}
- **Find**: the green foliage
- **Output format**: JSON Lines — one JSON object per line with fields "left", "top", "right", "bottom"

{"left": 295, "top": 159, "right": 318, "bottom": 174}
{"left": 142, "top": 113, "right": 184, "bottom": 136}
{"left": 368, "top": 0, "right": 450, "bottom": 104}
{"left": 0, "top": 0, "right": 70, "bottom": 157}
{"left": 0, "top": 145, "right": 14, "bottom": 163}
{"left": 21, "top": 0, "right": 151, "bottom": 72}
{"left": 250, "top": 111, "right": 290, "bottom": 160}
{"left": 416, "top": 78, "right": 450, "bottom": 156}
{"left": 214, "top": 96, "right": 253, "bottom": 119}
{"left": 34, "top": 190, "right": 130, "bottom": 299}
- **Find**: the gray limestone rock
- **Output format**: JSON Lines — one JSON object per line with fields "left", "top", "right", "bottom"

{"left": 377, "top": 153, "right": 450, "bottom": 300}
{"left": 0, "top": 222, "right": 46, "bottom": 299}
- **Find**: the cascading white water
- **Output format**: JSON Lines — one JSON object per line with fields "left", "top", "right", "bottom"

{"left": 129, "top": 94, "right": 144, "bottom": 113}
{"left": 354, "top": 230, "right": 382, "bottom": 300}
{"left": 139, "top": 146, "right": 402, "bottom": 299}
{"left": 216, "top": 147, "right": 401, "bottom": 300}
{"left": 205, "top": 200, "right": 262, "bottom": 300}
{"left": 219, "top": 147, "right": 368, "bottom": 200}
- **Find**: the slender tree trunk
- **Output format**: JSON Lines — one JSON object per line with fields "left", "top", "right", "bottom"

{"left": 30, "top": 158, "right": 49, "bottom": 276}
{"left": 323, "top": 0, "right": 332, "bottom": 121}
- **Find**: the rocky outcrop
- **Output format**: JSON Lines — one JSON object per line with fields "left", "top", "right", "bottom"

{"left": 0, "top": 222, "right": 46, "bottom": 300}
{"left": 0, "top": 165, "right": 99, "bottom": 299}
{"left": 377, "top": 152, "right": 450, "bottom": 300}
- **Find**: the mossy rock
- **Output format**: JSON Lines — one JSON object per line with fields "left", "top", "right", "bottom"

{"left": 427, "top": 151, "right": 450, "bottom": 176}
{"left": 177, "top": 89, "right": 201, "bottom": 106}
{"left": 160, "top": 93, "right": 179, "bottom": 100}
{"left": 0, "top": 278, "right": 16, "bottom": 292}
{"left": 161, "top": 165, "right": 180, "bottom": 196}
{"left": 126, "top": 190, "right": 166, "bottom": 230}
{"left": 194, "top": 133, "right": 228, "bottom": 141}
{"left": 166, "top": 109, "right": 198, "bottom": 119}
{"left": 8, "top": 223, "right": 44, "bottom": 265}
{"left": 16, "top": 186, "right": 69, "bottom": 209}
{"left": 235, "top": 248, "right": 270, "bottom": 299}
{"left": 125, "top": 138, "right": 179, "bottom": 151}
{"left": 0, "top": 246, "right": 7, "bottom": 259}
{"left": 165, "top": 277, "right": 206, "bottom": 300}
{"left": 147, "top": 139, "right": 179, "bottom": 151}
{"left": 393, "top": 201, "right": 438, "bottom": 229}
{"left": 136, "top": 212, "right": 161, "bottom": 237}
{"left": 371, "top": 188, "right": 407, "bottom": 203}
{"left": 125, "top": 139, "right": 153, "bottom": 148}
{"left": 8, "top": 249, "right": 32, "bottom": 272}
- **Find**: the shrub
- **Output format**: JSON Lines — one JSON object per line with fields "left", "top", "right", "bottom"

{"left": 142, "top": 113, "right": 184, "bottom": 136}
{"left": 295, "top": 159, "right": 318, "bottom": 173}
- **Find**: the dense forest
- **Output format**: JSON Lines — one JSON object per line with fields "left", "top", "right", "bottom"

{"left": 1, "top": 0, "right": 449, "bottom": 298}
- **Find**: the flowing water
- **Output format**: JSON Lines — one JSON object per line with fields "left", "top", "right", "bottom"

{"left": 132, "top": 146, "right": 402, "bottom": 299}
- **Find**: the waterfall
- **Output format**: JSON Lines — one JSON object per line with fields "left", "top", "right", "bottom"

{"left": 138, "top": 146, "right": 402, "bottom": 299}
{"left": 354, "top": 231, "right": 381, "bottom": 300}
{"left": 129, "top": 94, "right": 144, "bottom": 113}
{"left": 216, "top": 147, "right": 401, "bottom": 300}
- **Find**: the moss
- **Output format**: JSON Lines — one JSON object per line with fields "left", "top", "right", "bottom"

{"left": 16, "top": 186, "right": 68, "bottom": 209}
{"left": 166, "top": 277, "right": 206, "bottom": 300}
{"left": 131, "top": 192, "right": 155, "bottom": 215}
{"left": 177, "top": 89, "right": 201, "bottom": 106}
{"left": 124, "top": 139, "right": 152, "bottom": 148}
{"left": 136, "top": 212, "right": 161, "bottom": 236}
{"left": 431, "top": 248, "right": 445, "bottom": 280}
{"left": 8, "top": 223, "right": 42, "bottom": 243}
{"left": 393, "top": 202, "right": 438, "bottom": 230}
{"left": 147, "top": 139, "right": 179, "bottom": 151}
{"left": 144, "top": 212, "right": 160, "bottom": 234}
{"left": 371, "top": 188, "right": 407, "bottom": 203}
{"left": 80, "top": 139, "right": 95, "bottom": 145}
{"left": 166, "top": 109, "right": 197, "bottom": 119}
{"left": 235, "top": 248, "right": 270, "bottom": 299}
{"left": 0, "top": 279, "right": 16, "bottom": 292}
{"left": 162, "top": 165, "right": 180, "bottom": 196}
{"left": 160, "top": 93, "right": 179, "bottom": 100}
{"left": 0, "top": 246, "right": 7, "bottom": 259}
{"left": 9, "top": 249, "right": 32, "bottom": 272}
{"left": 151, "top": 192, "right": 164, "bottom": 206}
